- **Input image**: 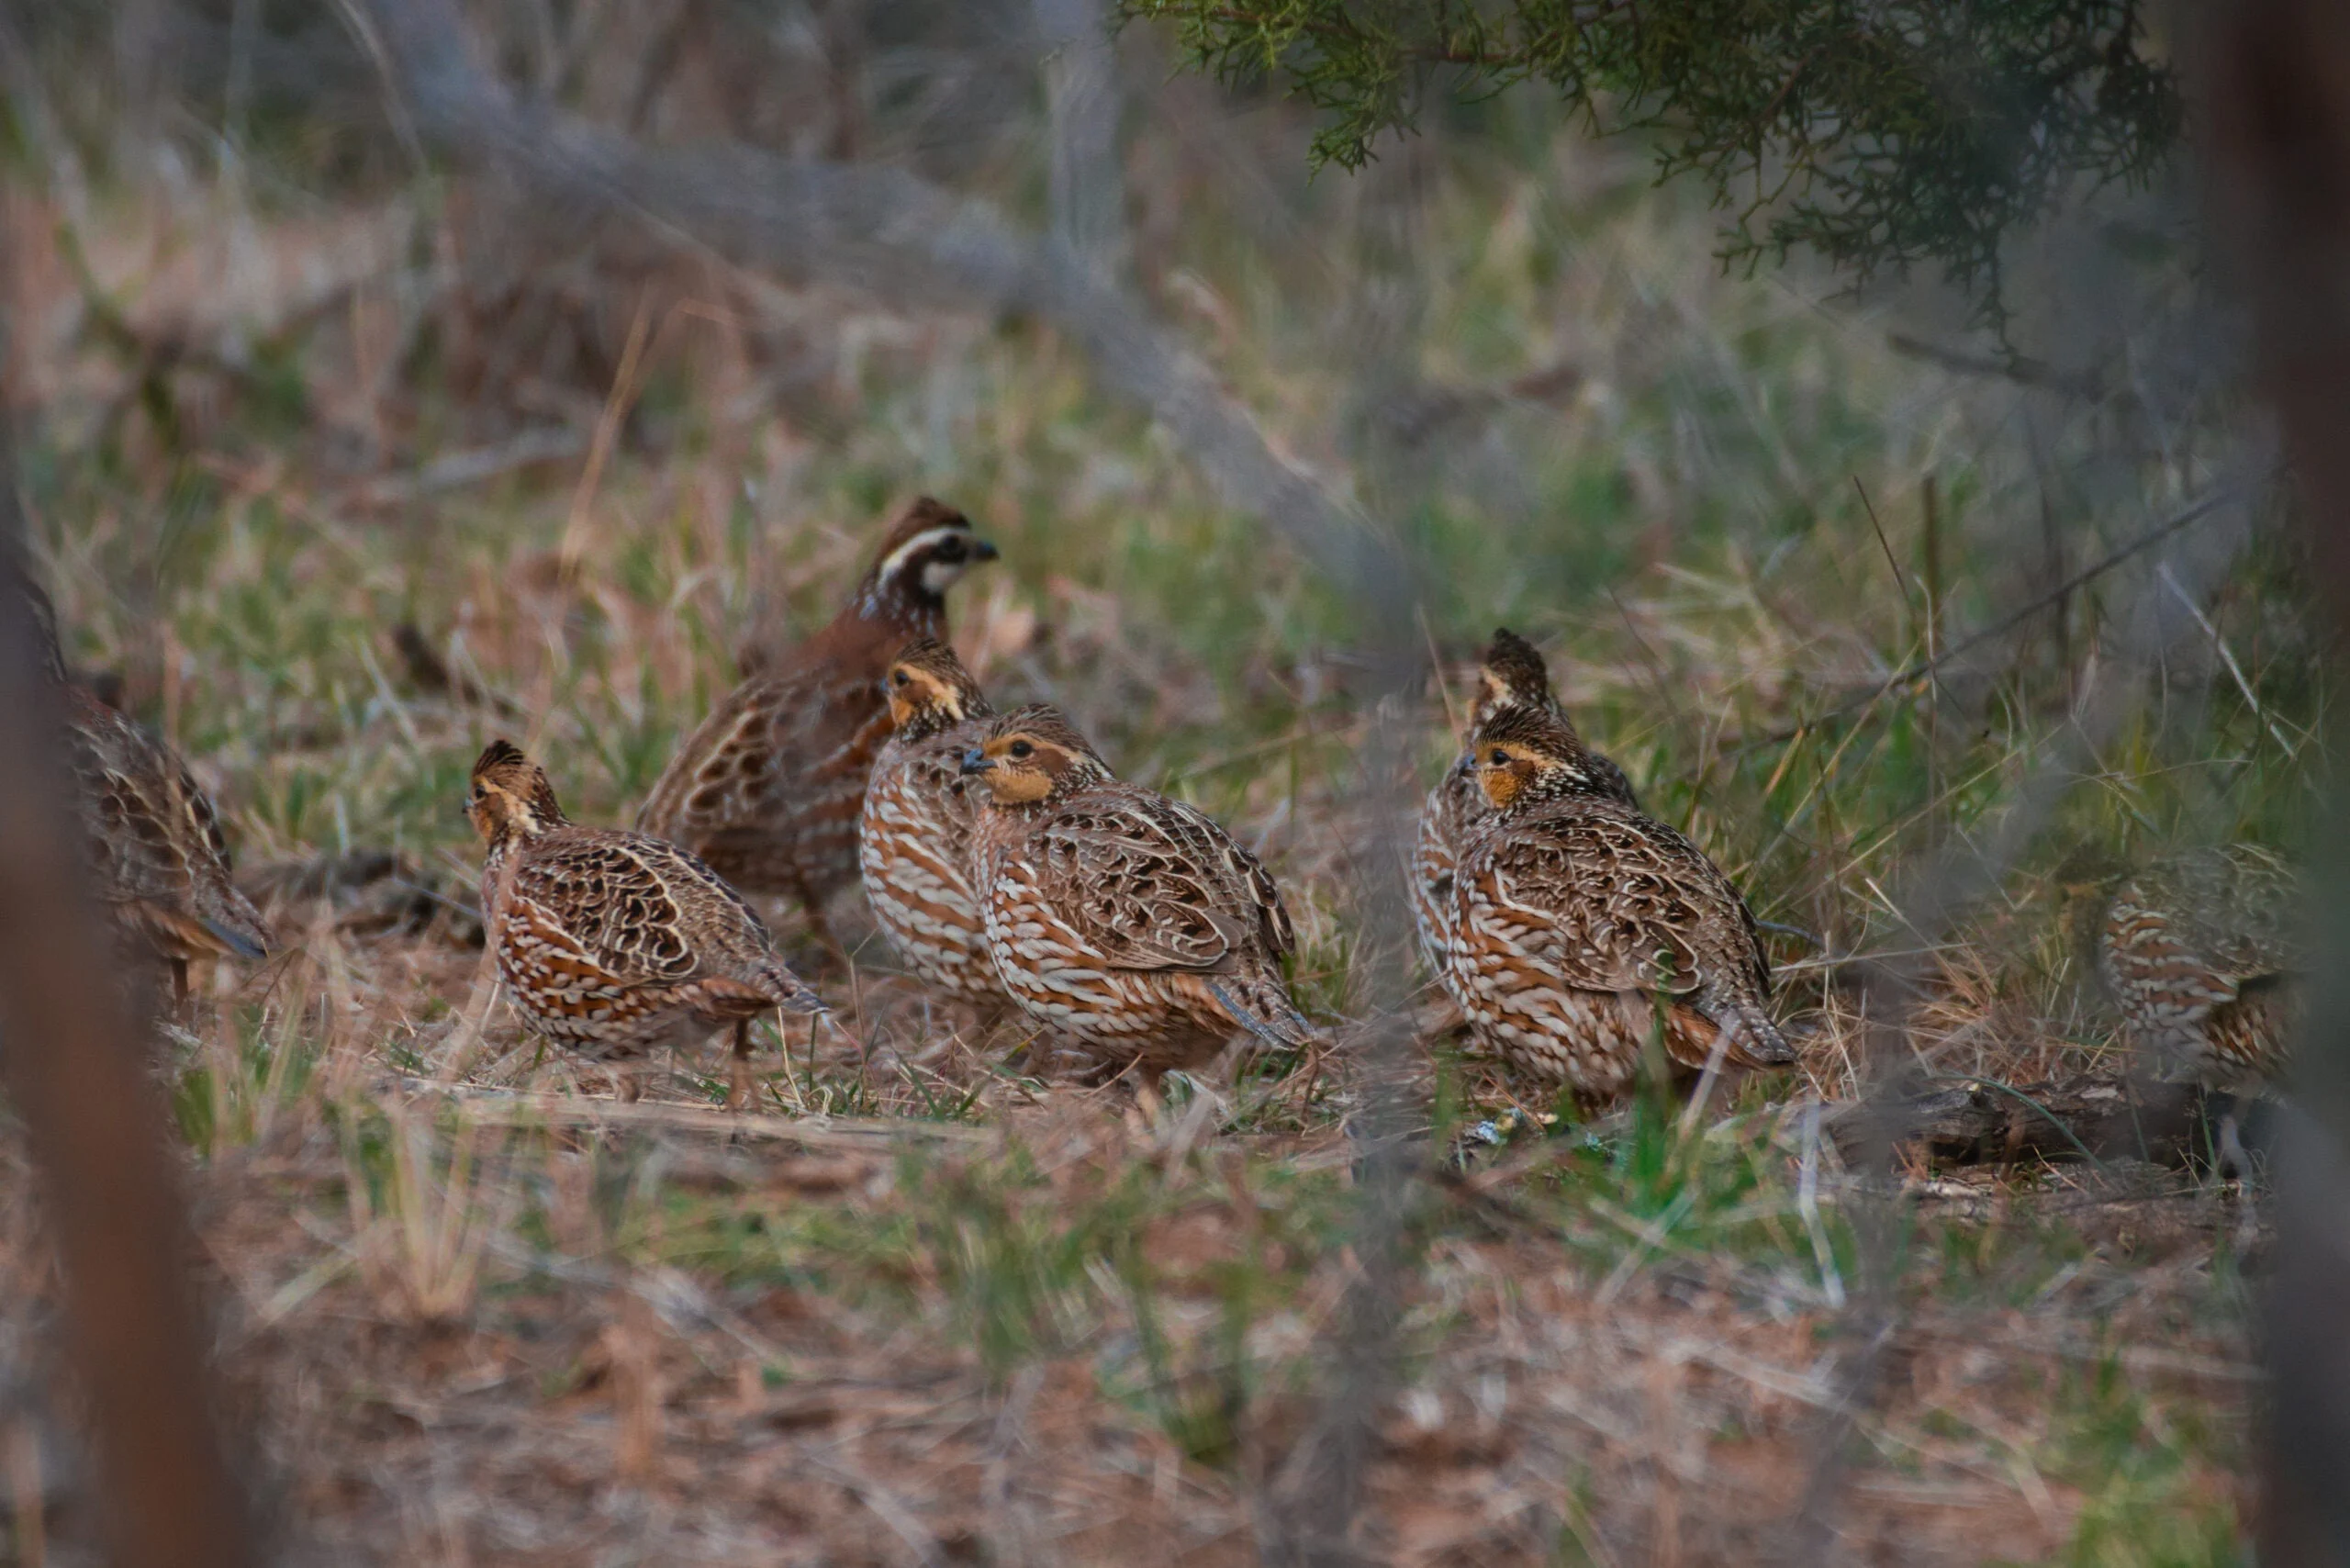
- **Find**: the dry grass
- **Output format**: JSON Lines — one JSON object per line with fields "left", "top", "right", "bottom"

{"left": 0, "top": 35, "right": 2309, "bottom": 1562}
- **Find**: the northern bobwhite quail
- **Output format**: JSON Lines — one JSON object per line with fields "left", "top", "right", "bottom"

{"left": 857, "top": 637, "right": 1005, "bottom": 1009}
{"left": 469, "top": 739, "right": 825, "bottom": 1104}
{"left": 1414, "top": 627, "right": 1635, "bottom": 995}
{"left": 636, "top": 498, "right": 998, "bottom": 952}
{"left": 959, "top": 706, "right": 1311, "bottom": 1083}
{"left": 2071, "top": 845, "right": 2302, "bottom": 1096}
{"left": 17, "top": 574, "right": 273, "bottom": 1003}
{"left": 1445, "top": 701, "right": 1793, "bottom": 1109}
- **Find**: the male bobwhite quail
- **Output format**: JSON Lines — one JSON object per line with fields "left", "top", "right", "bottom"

{"left": 958, "top": 706, "right": 1311, "bottom": 1083}
{"left": 857, "top": 637, "right": 1006, "bottom": 1010}
{"left": 469, "top": 739, "right": 825, "bottom": 1104}
{"left": 636, "top": 498, "right": 997, "bottom": 951}
{"left": 17, "top": 574, "right": 272, "bottom": 1003}
{"left": 2067, "top": 844, "right": 2302, "bottom": 1100}
{"left": 1414, "top": 627, "right": 1636, "bottom": 993}
{"left": 1445, "top": 700, "right": 1793, "bottom": 1110}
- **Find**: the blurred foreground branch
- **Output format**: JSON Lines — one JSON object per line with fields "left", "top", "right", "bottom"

{"left": 2206, "top": 2, "right": 2350, "bottom": 1561}
{"left": 351, "top": 0, "right": 1387, "bottom": 589}
{"left": 0, "top": 462, "right": 252, "bottom": 1553}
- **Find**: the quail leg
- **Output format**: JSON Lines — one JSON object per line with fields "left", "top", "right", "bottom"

{"left": 2216, "top": 1103, "right": 2254, "bottom": 1183}
{"left": 729, "top": 1018, "right": 755, "bottom": 1111}
{"left": 1133, "top": 1065, "right": 1167, "bottom": 1125}
{"left": 1290, "top": 1037, "right": 1326, "bottom": 1115}
{"left": 1016, "top": 1026, "right": 1054, "bottom": 1079}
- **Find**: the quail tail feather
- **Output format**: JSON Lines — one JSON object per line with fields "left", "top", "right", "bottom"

{"left": 201, "top": 884, "right": 274, "bottom": 960}
{"left": 744, "top": 956, "right": 830, "bottom": 1016}
{"left": 1720, "top": 1002, "right": 1796, "bottom": 1068}
{"left": 1207, "top": 977, "right": 1315, "bottom": 1050}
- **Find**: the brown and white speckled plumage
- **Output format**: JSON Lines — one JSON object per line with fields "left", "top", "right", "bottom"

{"left": 1414, "top": 629, "right": 1635, "bottom": 995}
{"left": 858, "top": 638, "right": 1002, "bottom": 1005}
{"left": 635, "top": 499, "right": 997, "bottom": 944}
{"left": 472, "top": 740, "right": 824, "bottom": 1101}
{"left": 1447, "top": 702, "right": 1791, "bottom": 1107}
{"left": 2085, "top": 845, "right": 2302, "bottom": 1093}
{"left": 960, "top": 707, "right": 1309, "bottom": 1081}
{"left": 16, "top": 575, "right": 273, "bottom": 999}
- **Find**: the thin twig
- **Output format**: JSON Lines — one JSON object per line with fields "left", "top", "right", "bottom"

{"left": 1852, "top": 476, "right": 1917, "bottom": 612}
{"left": 1735, "top": 478, "right": 2260, "bottom": 756}
{"left": 2155, "top": 562, "right": 2300, "bottom": 758}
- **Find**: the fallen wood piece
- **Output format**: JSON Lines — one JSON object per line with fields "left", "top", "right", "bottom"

{"left": 1823, "top": 1075, "right": 2219, "bottom": 1170}
{"left": 388, "top": 1077, "right": 998, "bottom": 1149}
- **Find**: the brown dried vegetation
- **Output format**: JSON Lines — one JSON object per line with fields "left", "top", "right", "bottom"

{"left": 0, "top": 6, "right": 2298, "bottom": 1558}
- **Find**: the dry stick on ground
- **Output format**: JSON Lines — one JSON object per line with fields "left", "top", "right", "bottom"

{"left": 2204, "top": 3, "right": 2350, "bottom": 1558}
{"left": 344, "top": 1, "right": 1433, "bottom": 1554}
{"left": 0, "top": 469, "right": 254, "bottom": 1558}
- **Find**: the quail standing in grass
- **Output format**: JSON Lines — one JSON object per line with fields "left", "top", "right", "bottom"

{"left": 1445, "top": 700, "right": 1793, "bottom": 1109}
{"left": 1414, "top": 627, "right": 1636, "bottom": 998}
{"left": 958, "top": 706, "right": 1311, "bottom": 1084}
{"left": 636, "top": 498, "right": 998, "bottom": 953}
{"left": 17, "top": 573, "right": 272, "bottom": 1004}
{"left": 857, "top": 638, "right": 1005, "bottom": 1010}
{"left": 2065, "top": 845, "right": 2302, "bottom": 1169}
{"left": 469, "top": 739, "right": 825, "bottom": 1104}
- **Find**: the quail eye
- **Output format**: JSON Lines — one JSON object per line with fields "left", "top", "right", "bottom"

{"left": 1008, "top": 740, "right": 1035, "bottom": 760}
{"left": 934, "top": 537, "right": 967, "bottom": 562}
{"left": 1487, "top": 747, "right": 1509, "bottom": 766}
{"left": 892, "top": 670, "right": 912, "bottom": 687}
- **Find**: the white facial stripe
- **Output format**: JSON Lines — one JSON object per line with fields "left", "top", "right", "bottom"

{"left": 900, "top": 671, "right": 958, "bottom": 711}
{"left": 921, "top": 560, "right": 968, "bottom": 596}
{"left": 877, "top": 526, "right": 971, "bottom": 584}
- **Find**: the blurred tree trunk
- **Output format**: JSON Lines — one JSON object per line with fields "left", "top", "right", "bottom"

{"left": 1034, "top": 0, "right": 1125, "bottom": 276}
{"left": 2205, "top": 2, "right": 2350, "bottom": 1561}
{"left": 0, "top": 471, "right": 252, "bottom": 1555}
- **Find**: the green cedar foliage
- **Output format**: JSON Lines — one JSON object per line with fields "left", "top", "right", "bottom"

{"left": 1123, "top": 1, "right": 2182, "bottom": 326}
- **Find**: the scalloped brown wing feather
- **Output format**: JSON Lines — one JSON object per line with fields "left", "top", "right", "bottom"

{"left": 636, "top": 653, "right": 896, "bottom": 902}
{"left": 2100, "top": 845, "right": 2303, "bottom": 1088}
{"left": 488, "top": 821, "right": 822, "bottom": 1069}
{"left": 971, "top": 774, "right": 1311, "bottom": 1065}
{"left": 509, "top": 830, "right": 778, "bottom": 987}
{"left": 65, "top": 688, "right": 271, "bottom": 963}
{"left": 1454, "top": 797, "right": 1789, "bottom": 1081}
{"left": 1027, "top": 789, "right": 1291, "bottom": 975}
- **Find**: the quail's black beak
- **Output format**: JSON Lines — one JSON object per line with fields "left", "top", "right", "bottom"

{"left": 959, "top": 748, "right": 995, "bottom": 776}
{"left": 1455, "top": 752, "right": 1478, "bottom": 778}
{"left": 971, "top": 538, "right": 1001, "bottom": 563}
